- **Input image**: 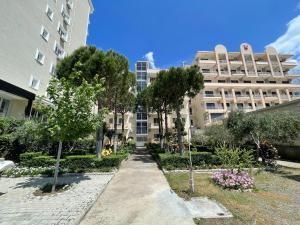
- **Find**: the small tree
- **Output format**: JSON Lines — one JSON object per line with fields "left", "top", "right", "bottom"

{"left": 226, "top": 111, "right": 300, "bottom": 164}
{"left": 40, "top": 71, "right": 105, "bottom": 192}
{"left": 165, "top": 66, "right": 204, "bottom": 156}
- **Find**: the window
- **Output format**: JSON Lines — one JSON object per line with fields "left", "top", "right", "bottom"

{"left": 136, "top": 62, "right": 147, "bottom": 71}
{"left": 218, "top": 80, "right": 226, "bottom": 83}
{"left": 118, "top": 118, "right": 123, "bottom": 125}
{"left": 136, "top": 122, "right": 147, "bottom": 134}
{"left": 40, "top": 26, "right": 49, "bottom": 41}
{"left": 54, "top": 41, "right": 65, "bottom": 59}
{"left": 190, "top": 120, "right": 193, "bottom": 126}
{"left": 237, "top": 103, "right": 243, "bottom": 109}
{"left": 154, "top": 134, "right": 160, "bottom": 139}
{"left": 66, "top": 0, "right": 73, "bottom": 9}
{"left": 282, "top": 81, "right": 289, "bottom": 84}
{"left": 49, "top": 63, "right": 56, "bottom": 75}
{"left": 137, "top": 81, "right": 147, "bottom": 92}
{"left": 231, "top": 80, "right": 239, "bottom": 83}
{"left": 0, "top": 98, "right": 10, "bottom": 116}
{"left": 189, "top": 107, "right": 192, "bottom": 115}
{"left": 269, "top": 81, "right": 276, "bottom": 84}
{"left": 256, "top": 81, "right": 264, "bottom": 83}
{"left": 61, "top": 5, "right": 71, "bottom": 25}
{"left": 29, "top": 76, "right": 40, "bottom": 90}
{"left": 57, "top": 23, "right": 68, "bottom": 41}
{"left": 46, "top": 5, "right": 54, "bottom": 20}
{"left": 206, "top": 103, "right": 215, "bottom": 109}
{"left": 35, "top": 49, "right": 45, "bottom": 64}
{"left": 137, "top": 112, "right": 147, "bottom": 120}
{"left": 109, "top": 118, "right": 113, "bottom": 124}
{"left": 153, "top": 118, "right": 159, "bottom": 125}
{"left": 137, "top": 71, "right": 147, "bottom": 80}
{"left": 204, "top": 80, "right": 211, "bottom": 83}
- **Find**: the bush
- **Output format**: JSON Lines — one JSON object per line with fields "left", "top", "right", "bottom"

{"left": 158, "top": 152, "right": 217, "bottom": 170}
{"left": 212, "top": 170, "right": 254, "bottom": 190}
{"left": 95, "top": 154, "right": 128, "bottom": 168}
{"left": 20, "top": 152, "right": 43, "bottom": 166}
{"left": 215, "top": 147, "right": 255, "bottom": 170}
{"left": 63, "top": 155, "right": 97, "bottom": 171}
{"left": 3, "top": 166, "right": 66, "bottom": 177}
{"left": 30, "top": 156, "right": 56, "bottom": 167}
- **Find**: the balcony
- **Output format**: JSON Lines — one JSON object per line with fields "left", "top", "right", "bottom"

{"left": 291, "top": 93, "right": 300, "bottom": 99}
{"left": 61, "top": 7, "right": 71, "bottom": 25}
{"left": 205, "top": 106, "right": 224, "bottom": 110}
{"left": 231, "top": 71, "right": 246, "bottom": 76}
{"left": 264, "top": 94, "right": 278, "bottom": 99}
{"left": 235, "top": 94, "right": 250, "bottom": 98}
{"left": 67, "top": 0, "right": 73, "bottom": 9}
{"left": 204, "top": 94, "right": 222, "bottom": 98}
{"left": 202, "top": 71, "right": 218, "bottom": 77}
{"left": 273, "top": 72, "right": 283, "bottom": 77}
{"left": 253, "top": 95, "right": 262, "bottom": 99}
{"left": 257, "top": 72, "right": 271, "bottom": 77}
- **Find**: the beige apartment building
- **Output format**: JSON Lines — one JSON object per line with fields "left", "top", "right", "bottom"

{"left": 0, "top": 0, "right": 94, "bottom": 118}
{"left": 191, "top": 43, "right": 300, "bottom": 128}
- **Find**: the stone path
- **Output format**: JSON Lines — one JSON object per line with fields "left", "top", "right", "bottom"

{"left": 80, "top": 150, "right": 195, "bottom": 225}
{"left": 277, "top": 160, "right": 300, "bottom": 169}
{"left": 0, "top": 174, "right": 113, "bottom": 225}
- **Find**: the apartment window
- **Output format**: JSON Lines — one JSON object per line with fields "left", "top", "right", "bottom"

{"left": 136, "top": 62, "right": 147, "bottom": 71}
{"left": 40, "top": 26, "right": 49, "bottom": 41}
{"left": 256, "top": 81, "right": 264, "bottom": 83}
{"left": 49, "top": 63, "right": 56, "bottom": 75}
{"left": 0, "top": 98, "right": 10, "bottom": 116}
{"left": 269, "top": 81, "right": 276, "bottom": 84}
{"left": 266, "top": 103, "right": 271, "bottom": 107}
{"left": 237, "top": 103, "right": 243, "bottom": 109}
{"left": 46, "top": 5, "right": 54, "bottom": 20}
{"left": 54, "top": 42, "right": 65, "bottom": 59}
{"left": 118, "top": 118, "right": 123, "bottom": 125}
{"left": 189, "top": 107, "right": 192, "bottom": 115}
{"left": 35, "top": 49, "right": 45, "bottom": 64}
{"left": 218, "top": 80, "right": 226, "bottom": 83}
{"left": 109, "top": 118, "right": 113, "bottom": 124}
{"left": 29, "top": 76, "right": 40, "bottom": 90}
{"left": 154, "top": 134, "right": 160, "bottom": 139}
{"left": 231, "top": 80, "right": 239, "bottom": 83}
{"left": 66, "top": 0, "right": 73, "bottom": 9}
{"left": 282, "top": 81, "right": 289, "bottom": 84}
{"left": 58, "top": 23, "right": 68, "bottom": 42}
{"left": 206, "top": 103, "right": 215, "bottom": 109}
{"left": 61, "top": 5, "right": 71, "bottom": 25}
{"left": 137, "top": 112, "right": 147, "bottom": 120}
{"left": 235, "top": 91, "right": 241, "bottom": 96}
{"left": 226, "top": 103, "right": 230, "bottom": 107}
{"left": 136, "top": 122, "right": 147, "bottom": 134}
{"left": 204, "top": 80, "right": 211, "bottom": 83}
{"left": 137, "top": 81, "right": 147, "bottom": 92}
{"left": 153, "top": 118, "right": 159, "bottom": 125}
{"left": 137, "top": 71, "right": 147, "bottom": 80}
{"left": 190, "top": 120, "right": 193, "bottom": 126}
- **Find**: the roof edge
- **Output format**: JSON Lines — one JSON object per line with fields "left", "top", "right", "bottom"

{"left": 88, "top": 0, "right": 94, "bottom": 13}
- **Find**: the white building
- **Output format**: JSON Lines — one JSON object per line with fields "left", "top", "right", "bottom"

{"left": 0, "top": 0, "right": 94, "bottom": 118}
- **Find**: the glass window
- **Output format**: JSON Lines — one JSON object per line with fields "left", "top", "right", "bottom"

{"left": 137, "top": 81, "right": 147, "bottom": 92}
{"left": 0, "top": 98, "right": 10, "bottom": 116}
{"left": 136, "top": 122, "right": 147, "bottom": 134}
{"left": 137, "top": 112, "right": 147, "bottom": 120}
{"left": 137, "top": 71, "right": 147, "bottom": 80}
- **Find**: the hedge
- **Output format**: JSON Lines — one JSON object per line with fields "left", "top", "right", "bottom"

{"left": 158, "top": 152, "right": 219, "bottom": 170}
{"left": 20, "top": 152, "right": 43, "bottom": 166}
{"left": 30, "top": 156, "right": 57, "bottom": 167}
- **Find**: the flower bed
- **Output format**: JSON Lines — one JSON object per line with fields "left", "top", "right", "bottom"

{"left": 212, "top": 170, "right": 254, "bottom": 190}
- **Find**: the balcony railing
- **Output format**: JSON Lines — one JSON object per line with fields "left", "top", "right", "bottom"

{"left": 273, "top": 72, "right": 283, "bottom": 76}
{"left": 264, "top": 94, "right": 278, "bottom": 98}
{"left": 235, "top": 94, "right": 250, "bottom": 98}
{"left": 258, "top": 72, "right": 271, "bottom": 76}
{"left": 231, "top": 71, "right": 246, "bottom": 75}
{"left": 206, "top": 106, "right": 224, "bottom": 110}
{"left": 204, "top": 94, "right": 221, "bottom": 97}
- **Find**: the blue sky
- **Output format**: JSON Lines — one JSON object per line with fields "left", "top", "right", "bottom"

{"left": 87, "top": 0, "right": 300, "bottom": 71}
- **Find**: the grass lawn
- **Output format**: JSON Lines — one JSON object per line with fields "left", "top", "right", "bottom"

{"left": 165, "top": 167, "right": 300, "bottom": 225}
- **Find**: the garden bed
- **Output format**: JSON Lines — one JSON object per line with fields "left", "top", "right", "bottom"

{"left": 165, "top": 167, "right": 300, "bottom": 225}
{"left": 33, "top": 183, "right": 71, "bottom": 196}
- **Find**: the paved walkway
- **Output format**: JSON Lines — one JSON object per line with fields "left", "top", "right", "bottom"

{"left": 0, "top": 174, "right": 113, "bottom": 225}
{"left": 80, "top": 150, "right": 195, "bottom": 225}
{"left": 277, "top": 160, "right": 300, "bottom": 169}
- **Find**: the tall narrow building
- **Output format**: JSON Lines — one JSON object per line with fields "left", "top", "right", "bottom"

{"left": 0, "top": 0, "right": 94, "bottom": 118}
{"left": 191, "top": 43, "right": 300, "bottom": 128}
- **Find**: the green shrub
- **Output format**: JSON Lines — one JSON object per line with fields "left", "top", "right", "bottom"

{"left": 20, "top": 152, "right": 43, "bottom": 166}
{"left": 30, "top": 156, "right": 56, "bottom": 167}
{"left": 215, "top": 147, "right": 255, "bottom": 170}
{"left": 95, "top": 154, "right": 128, "bottom": 168}
{"left": 158, "top": 152, "right": 216, "bottom": 170}
{"left": 63, "top": 155, "right": 97, "bottom": 171}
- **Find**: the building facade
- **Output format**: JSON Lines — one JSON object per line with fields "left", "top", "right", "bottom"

{"left": 191, "top": 43, "right": 300, "bottom": 128}
{"left": 0, "top": 0, "right": 94, "bottom": 118}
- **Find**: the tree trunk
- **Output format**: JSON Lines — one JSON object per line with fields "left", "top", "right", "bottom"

{"left": 113, "top": 106, "right": 118, "bottom": 154}
{"left": 52, "top": 140, "right": 62, "bottom": 193}
{"left": 160, "top": 111, "right": 164, "bottom": 148}
{"left": 157, "top": 111, "right": 163, "bottom": 148}
{"left": 121, "top": 112, "right": 125, "bottom": 144}
{"left": 164, "top": 102, "right": 168, "bottom": 134}
{"left": 95, "top": 99, "right": 104, "bottom": 159}
{"left": 176, "top": 104, "right": 184, "bottom": 156}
